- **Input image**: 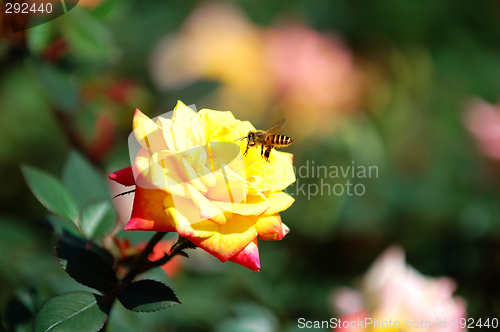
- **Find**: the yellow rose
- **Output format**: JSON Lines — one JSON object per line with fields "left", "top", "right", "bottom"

{"left": 109, "top": 101, "right": 295, "bottom": 271}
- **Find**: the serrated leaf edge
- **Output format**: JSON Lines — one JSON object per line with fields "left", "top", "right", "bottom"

{"left": 118, "top": 279, "right": 181, "bottom": 313}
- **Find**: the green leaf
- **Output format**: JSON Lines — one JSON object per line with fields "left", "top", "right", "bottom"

{"left": 62, "top": 151, "right": 116, "bottom": 239}
{"left": 36, "top": 62, "right": 79, "bottom": 110}
{"left": 56, "top": 241, "right": 118, "bottom": 293}
{"left": 62, "top": 151, "right": 112, "bottom": 208}
{"left": 92, "top": 0, "right": 119, "bottom": 19}
{"left": 118, "top": 280, "right": 180, "bottom": 312}
{"left": 26, "top": 22, "right": 56, "bottom": 55}
{"left": 61, "top": 7, "right": 117, "bottom": 62}
{"left": 79, "top": 200, "right": 115, "bottom": 239}
{"left": 33, "top": 292, "right": 108, "bottom": 332}
{"left": 21, "top": 165, "right": 78, "bottom": 223}
{"left": 59, "top": 232, "right": 115, "bottom": 266}
{"left": 44, "top": 215, "right": 81, "bottom": 237}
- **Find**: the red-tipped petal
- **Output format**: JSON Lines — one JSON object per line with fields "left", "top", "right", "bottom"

{"left": 124, "top": 187, "right": 175, "bottom": 232}
{"left": 229, "top": 239, "right": 261, "bottom": 272}
{"left": 255, "top": 214, "right": 282, "bottom": 238}
{"left": 256, "top": 214, "right": 289, "bottom": 241}
{"left": 185, "top": 215, "right": 258, "bottom": 262}
{"left": 109, "top": 167, "right": 136, "bottom": 186}
{"left": 124, "top": 217, "right": 155, "bottom": 230}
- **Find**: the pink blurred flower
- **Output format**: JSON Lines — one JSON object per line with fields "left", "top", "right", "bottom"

{"left": 150, "top": 3, "right": 364, "bottom": 134}
{"left": 331, "top": 246, "right": 467, "bottom": 332}
{"left": 464, "top": 98, "right": 500, "bottom": 160}
{"left": 265, "top": 24, "right": 363, "bottom": 135}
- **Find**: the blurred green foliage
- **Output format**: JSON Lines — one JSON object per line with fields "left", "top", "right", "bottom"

{"left": 2, "top": 0, "right": 500, "bottom": 331}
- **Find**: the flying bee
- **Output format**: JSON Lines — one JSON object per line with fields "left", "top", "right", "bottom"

{"left": 236, "top": 118, "right": 293, "bottom": 162}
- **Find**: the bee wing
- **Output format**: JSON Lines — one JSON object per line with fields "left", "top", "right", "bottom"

{"left": 266, "top": 118, "right": 288, "bottom": 134}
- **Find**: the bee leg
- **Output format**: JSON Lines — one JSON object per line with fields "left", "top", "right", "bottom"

{"left": 261, "top": 144, "right": 264, "bottom": 158}
{"left": 264, "top": 146, "right": 272, "bottom": 163}
{"left": 243, "top": 145, "right": 250, "bottom": 156}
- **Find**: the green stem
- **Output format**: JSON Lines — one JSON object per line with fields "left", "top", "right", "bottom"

{"left": 121, "top": 232, "right": 167, "bottom": 285}
{"left": 101, "top": 232, "right": 193, "bottom": 332}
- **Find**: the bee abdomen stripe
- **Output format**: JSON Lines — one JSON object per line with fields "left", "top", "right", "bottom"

{"left": 279, "top": 135, "right": 290, "bottom": 145}
{"left": 267, "top": 135, "right": 291, "bottom": 146}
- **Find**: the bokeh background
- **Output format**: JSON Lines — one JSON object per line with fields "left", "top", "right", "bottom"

{"left": 2, "top": 0, "right": 500, "bottom": 331}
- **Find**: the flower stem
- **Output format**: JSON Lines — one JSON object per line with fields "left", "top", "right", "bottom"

{"left": 121, "top": 231, "right": 167, "bottom": 285}
{"left": 139, "top": 236, "right": 190, "bottom": 273}
{"left": 100, "top": 232, "right": 168, "bottom": 332}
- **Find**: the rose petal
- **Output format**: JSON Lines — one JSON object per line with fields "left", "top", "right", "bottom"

{"left": 109, "top": 167, "right": 136, "bottom": 186}
{"left": 172, "top": 100, "right": 196, "bottom": 125}
{"left": 263, "top": 191, "right": 295, "bottom": 215}
{"left": 167, "top": 204, "right": 218, "bottom": 238}
{"left": 255, "top": 214, "right": 281, "bottom": 239}
{"left": 158, "top": 117, "right": 176, "bottom": 151}
{"left": 206, "top": 170, "right": 247, "bottom": 203}
{"left": 132, "top": 109, "right": 167, "bottom": 151}
{"left": 229, "top": 239, "right": 260, "bottom": 272}
{"left": 124, "top": 218, "right": 155, "bottom": 230}
{"left": 246, "top": 151, "right": 295, "bottom": 192}
{"left": 183, "top": 183, "right": 225, "bottom": 224}
{"left": 187, "top": 215, "right": 258, "bottom": 261}
{"left": 198, "top": 109, "right": 237, "bottom": 139}
{"left": 256, "top": 215, "right": 290, "bottom": 241}
{"left": 124, "top": 186, "right": 175, "bottom": 232}
{"left": 190, "top": 113, "right": 206, "bottom": 146}
{"left": 212, "top": 193, "right": 270, "bottom": 216}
